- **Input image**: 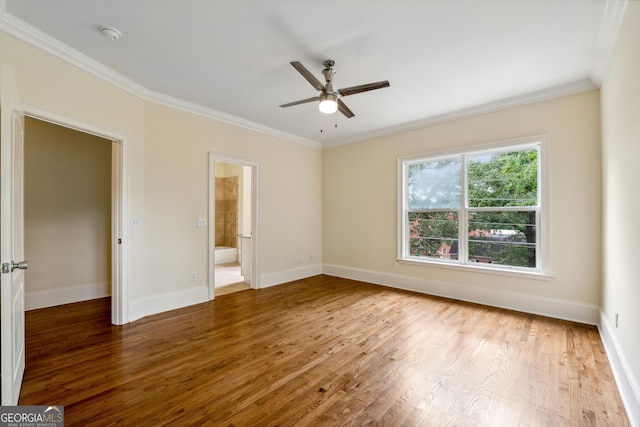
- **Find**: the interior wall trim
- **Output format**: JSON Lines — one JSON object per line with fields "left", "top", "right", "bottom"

{"left": 22, "top": 102, "right": 129, "bottom": 325}
{"left": 591, "top": 0, "right": 629, "bottom": 85}
{"left": 0, "top": 10, "right": 612, "bottom": 150}
{"left": 599, "top": 310, "right": 640, "bottom": 426}
{"left": 129, "top": 286, "right": 208, "bottom": 323}
{"left": 25, "top": 282, "right": 110, "bottom": 311}
{"left": 260, "top": 264, "right": 323, "bottom": 289}
{"left": 0, "top": 13, "right": 321, "bottom": 149}
{"left": 322, "top": 264, "right": 599, "bottom": 325}
{"left": 323, "top": 79, "right": 597, "bottom": 148}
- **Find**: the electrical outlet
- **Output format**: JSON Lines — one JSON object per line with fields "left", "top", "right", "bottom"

{"left": 297, "top": 257, "right": 302, "bottom": 264}
{"left": 309, "top": 255, "right": 313, "bottom": 262}
{"left": 197, "top": 218, "right": 207, "bottom": 227}
{"left": 190, "top": 272, "right": 197, "bottom": 281}
{"left": 131, "top": 218, "right": 141, "bottom": 228}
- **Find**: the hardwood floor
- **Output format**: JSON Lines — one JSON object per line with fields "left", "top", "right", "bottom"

{"left": 19, "top": 275, "right": 629, "bottom": 426}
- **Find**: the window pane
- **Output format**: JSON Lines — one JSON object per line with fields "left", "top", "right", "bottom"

{"left": 467, "top": 149, "right": 537, "bottom": 207}
{"left": 467, "top": 211, "right": 536, "bottom": 268}
{"left": 408, "top": 212, "right": 458, "bottom": 259}
{"left": 408, "top": 158, "right": 461, "bottom": 209}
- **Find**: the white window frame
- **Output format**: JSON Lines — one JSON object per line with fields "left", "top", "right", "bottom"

{"left": 397, "top": 135, "right": 551, "bottom": 279}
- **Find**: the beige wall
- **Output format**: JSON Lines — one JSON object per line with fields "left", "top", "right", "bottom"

{"left": 0, "top": 31, "right": 322, "bottom": 314}
{"left": 323, "top": 90, "right": 602, "bottom": 312}
{"left": 140, "top": 102, "right": 322, "bottom": 297}
{"left": 2, "top": 8, "right": 638, "bottom": 419}
{"left": 600, "top": 1, "right": 640, "bottom": 421}
{"left": 24, "top": 117, "right": 112, "bottom": 301}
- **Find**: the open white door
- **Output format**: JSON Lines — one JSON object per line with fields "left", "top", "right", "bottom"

{"left": 0, "top": 65, "right": 26, "bottom": 405}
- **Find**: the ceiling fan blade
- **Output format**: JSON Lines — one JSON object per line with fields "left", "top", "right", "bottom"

{"left": 279, "top": 96, "right": 320, "bottom": 108}
{"left": 290, "top": 61, "right": 324, "bottom": 91}
{"left": 338, "top": 80, "right": 390, "bottom": 97}
{"left": 337, "top": 99, "right": 355, "bottom": 118}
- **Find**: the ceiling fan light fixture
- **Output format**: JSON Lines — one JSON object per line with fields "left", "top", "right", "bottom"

{"left": 319, "top": 93, "right": 338, "bottom": 114}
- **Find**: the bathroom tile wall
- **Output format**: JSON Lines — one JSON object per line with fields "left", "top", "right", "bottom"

{"left": 215, "top": 176, "right": 238, "bottom": 248}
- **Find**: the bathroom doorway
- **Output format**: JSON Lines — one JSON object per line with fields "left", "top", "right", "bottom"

{"left": 208, "top": 154, "right": 259, "bottom": 298}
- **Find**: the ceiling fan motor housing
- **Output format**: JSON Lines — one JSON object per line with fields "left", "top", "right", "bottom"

{"left": 322, "top": 67, "right": 336, "bottom": 89}
{"left": 320, "top": 62, "right": 338, "bottom": 113}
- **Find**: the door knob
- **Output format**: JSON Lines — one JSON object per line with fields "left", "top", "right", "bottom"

{"left": 12, "top": 261, "right": 28, "bottom": 271}
{"left": 1, "top": 261, "right": 27, "bottom": 274}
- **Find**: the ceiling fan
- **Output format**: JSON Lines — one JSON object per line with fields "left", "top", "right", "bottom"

{"left": 280, "top": 60, "right": 390, "bottom": 118}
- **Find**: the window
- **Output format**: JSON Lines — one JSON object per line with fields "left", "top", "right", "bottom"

{"left": 400, "top": 138, "right": 545, "bottom": 273}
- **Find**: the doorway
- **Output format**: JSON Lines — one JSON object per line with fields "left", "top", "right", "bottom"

{"left": 22, "top": 105, "right": 128, "bottom": 325}
{"left": 208, "top": 154, "right": 259, "bottom": 299}
{"left": 24, "top": 117, "right": 112, "bottom": 310}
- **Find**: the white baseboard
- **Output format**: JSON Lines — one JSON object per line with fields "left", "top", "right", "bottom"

{"left": 129, "top": 286, "right": 209, "bottom": 322}
{"left": 26, "top": 281, "right": 111, "bottom": 310}
{"left": 322, "top": 264, "right": 600, "bottom": 325}
{"left": 128, "top": 264, "right": 321, "bottom": 322}
{"left": 259, "top": 264, "right": 323, "bottom": 289}
{"left": 599, "top": 311, "right": 640, "bottom": 426}
{"left": 321, "top": 265, "right": 638, "bottom": 423}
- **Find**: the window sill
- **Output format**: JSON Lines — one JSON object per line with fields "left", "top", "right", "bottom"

{"left": 396, "top": 258, "right": 553, "bottom": 281}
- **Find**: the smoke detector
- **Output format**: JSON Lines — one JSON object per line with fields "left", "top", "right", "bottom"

{"left": 100, "top": 26, "right": 121, "bottom": 41}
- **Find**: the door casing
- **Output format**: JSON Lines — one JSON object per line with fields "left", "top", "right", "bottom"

{"left": 23, "top": 103, "right": 129, "bottom": 325}
{"left": 208, "top": 153, "right": 260, "bottom": 299}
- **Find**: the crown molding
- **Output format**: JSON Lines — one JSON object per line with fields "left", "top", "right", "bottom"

{"left": 323, "top": 78, "right": 598, "bottom": 148}
{"left": 0, "top": 12, "right": 150, "bottom": 99}
{"left": 0, "top": 11, "right": 322, "bottom": 149}
{"left": 0, "top": 2, "right": 616, "bottom": 151}
{"left": 142, "top": 90, "right": 322, "bottom": 148}
{"left": 591, "top": 0, "right": 628, "bottom": 85}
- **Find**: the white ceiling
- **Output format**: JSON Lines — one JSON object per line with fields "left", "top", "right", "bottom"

{"left": 0, "top": 0, "right": 625, "bottom": 148}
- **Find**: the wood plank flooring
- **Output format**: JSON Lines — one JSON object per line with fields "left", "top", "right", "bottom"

{"left": 19, "top": 275, "right": 629, "bottom": 426}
